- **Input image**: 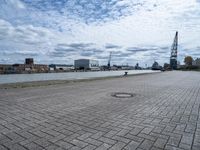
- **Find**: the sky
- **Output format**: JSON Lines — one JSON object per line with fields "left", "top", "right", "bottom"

{"left": 0, "top": 0, "right": 200, "bottom": 66}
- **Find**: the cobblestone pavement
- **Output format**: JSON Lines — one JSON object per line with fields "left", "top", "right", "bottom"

{"left": 0, "top": 71, "right": 200, "bottom": 150}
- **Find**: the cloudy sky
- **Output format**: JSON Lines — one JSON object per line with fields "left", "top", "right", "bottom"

{"left": 0, "top": 0, "right": 200, "bottom": 66}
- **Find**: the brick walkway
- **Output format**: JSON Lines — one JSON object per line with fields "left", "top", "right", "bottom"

{"left": 0, "top": 71, "right": 200, "bottom": 150}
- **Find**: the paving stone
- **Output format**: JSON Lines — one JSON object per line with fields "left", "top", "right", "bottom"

{"left": 63, "top": 133, "right": 80, "bottom": 142}
{"left": 192, "top": 144, "right": 200, "bottom": 150}
{"left": 111, "top": 135, "right": 130, "bottom": 143}
{"left": 129, "top": 127, "right": 143, "bottom": 135}
{"left": 82, "top": 144, "right": 96, "bottom": 150}
{"left": 77, "top": 133, "right": 92, "bottom": 140}
{"left": 5, "top": 132, "right": 26, "bottom": 143}
{"left": 124, "top": 140, "right": 141, "bottom": 150}
{"left": 1, "top": 72, "right": 200, "bottom": 150}
{"left": 154, "top": 138, "right": 168, "bottom": 149}
{"left": 164, "top": 144, "right": 184, "bottom": 150}
{"left": 84, "top": 138, "right": 103, "bottom": 146}
{"left": 179, "top": 143, "right": 191, "bottom": 150}
{"left": 175, "top": 124, "right": 186, "bottom": 131}
{"left": 55, "top": 140, "right": 74, "bottom": 149}
{"left": 125, "top": 134, "right": 144, "bottom": 143}
{"left": 167, "top": 136, "right": 181, "bottom": 147}
{"left": 116, "top": 129, "right": 130, "bottom": 136}
{"left": 150, "top": 132, "right": 169, "bottom": 140}
{"left": 139, "top": 139, "right": 154, "bottom": 150}
{"left": 141, "top": 127, "right": 154, "bottom": 134}
{"left": 6, "top": 143, "right": 27, "bottom": 150}
{"left": 45, "top": 144, "right": 60, "bottom": 150}
{"left": 48, "top": 134, "right": 66, "bottom": 143}
{"left": 91, "top": 132, "right": 105, "bottom": 139}
{"left": 150, "top": 147, "right": 163, "bottom": 150}
{"left": 109, "top": 141, "right": 126, "bottom": 150}
{"left": 96, "top": 143, "right": 112, "bottom": 150}
{"left": 181, "top": 134, "right": 193, "bottom": 145}
{"left": 138, "top": 133, "right": 157, "bottom": 141}
{"left": 0, "top": 145, "right": 7, "bottom": 150}
{"left": 98, "top": 137, "right": 116, "bottom": 145}
{"left": 34, "top": 138, "right": 52, "bottom": 147}
{"left": 70, "top": 139, "right": 88, "bottom": 148}
{"left": 69, "top": 146, "right": 81, "bottom": 150}
{"left": 24, "top": 142, "right": 44, "bottom": 150}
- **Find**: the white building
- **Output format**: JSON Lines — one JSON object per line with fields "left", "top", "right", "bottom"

{"left": 74, "top": 59, "right": 100, "bottom": 70}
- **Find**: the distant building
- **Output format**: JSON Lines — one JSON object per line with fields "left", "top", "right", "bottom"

{"left": 13, "top": 64, "right": 48, "bottom": 73}
{"left": 135, "top": 63, "right": 142, "bottom": 70}
{"left": 0, "top": 58, "right": 48, "bottom": 74}
{"left": 49, "top": 64, "right": 74, "bottom": 71}
{"left": 0, "top": 64, "right": 14, "bottom": 74}
{"left": 14, "top": 64, "right": 48, "bottom": 73}
{"left": 121, "top": 65, "right": 134, "bottom": 70}
{"left": 152, "top": 61, "right": 162, "bottom": 70}
{"left": 25, "top": 58, "right": 34, "bottom": 65}
{"left": 192, "top": 58, "right": 200, "bottom": 66}
{"left": 74, "top": 59, "right": 99, "bottom": 70}
{"left": 100, "top": 65, "right": 110, "bottom": 71}
{"left": 110, "top": 66, "right": 118, "bottom": 70}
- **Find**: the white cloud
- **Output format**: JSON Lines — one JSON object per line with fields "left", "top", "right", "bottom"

{"left": 0, "top": 19, "right": 59, "bottom": 59}
{"left": 10, "top": 0, "right": 25, "bottom": 9}
{"left": 0, "top": 0, "right": 200, "bottom": 65}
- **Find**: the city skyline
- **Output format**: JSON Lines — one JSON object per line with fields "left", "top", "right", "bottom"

{"left": 0, "top": 0, "right": 200, "bottom": 66}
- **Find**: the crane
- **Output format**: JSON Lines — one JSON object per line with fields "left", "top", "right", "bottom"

{"left": 107, "top": 52, "right": 112, "bottom": 69}
{"left": 170, "top": 31, "right": 178, "bottom": 70}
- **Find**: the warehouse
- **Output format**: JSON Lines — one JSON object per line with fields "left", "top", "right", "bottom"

{"left": 74, "top": 59, "right": 99, "bottom": 70}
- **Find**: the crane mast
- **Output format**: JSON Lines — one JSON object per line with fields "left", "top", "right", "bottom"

{"left": 108, "top": 52, "right": 112, "bottom": 69}
{"left": 170, "top": 31, "right": 178, "bottom": 70}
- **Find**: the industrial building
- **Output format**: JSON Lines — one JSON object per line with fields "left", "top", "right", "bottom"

{"left": 0, "top": 58, "right": 48, "bottom": 74}
{"left": 13, "top": 58, "right": 48, "bottom": 73}
{"left": 74, "top": 59, "right": 100, "bottom": 70}
{"left": 13, "top": 64, "right": 48, "bottom": 73}
{"left": 25, "top": 58, "right": 34, "bottom": 65}
{"left": 152, "top": 61, "right": 162, "bottom": 70}
{"left": 49, "top": 64, "right": 74, "bottom": 71}
{"left": 0, "top": 64, "right": 14, "bottom": 74}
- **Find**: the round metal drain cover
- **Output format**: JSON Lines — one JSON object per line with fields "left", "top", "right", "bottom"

{"left": 111, "top": 92, "right": 135, "bottom": 98}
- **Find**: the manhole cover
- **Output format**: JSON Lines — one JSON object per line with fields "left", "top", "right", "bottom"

{"left": 111, "top": 92, "right": 135, "bottom": 98}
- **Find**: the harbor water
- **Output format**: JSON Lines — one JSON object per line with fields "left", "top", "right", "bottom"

{"left": 0, "top": 70, "right": 159, "bottom": 84}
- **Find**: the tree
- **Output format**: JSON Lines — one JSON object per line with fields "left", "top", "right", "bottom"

{"left": 184, "top": 56, "right": 193, "bottom": 66}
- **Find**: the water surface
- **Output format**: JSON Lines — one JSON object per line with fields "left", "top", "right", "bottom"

{"left": 0, "top": 70, "right": 159, "bottom": 84}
